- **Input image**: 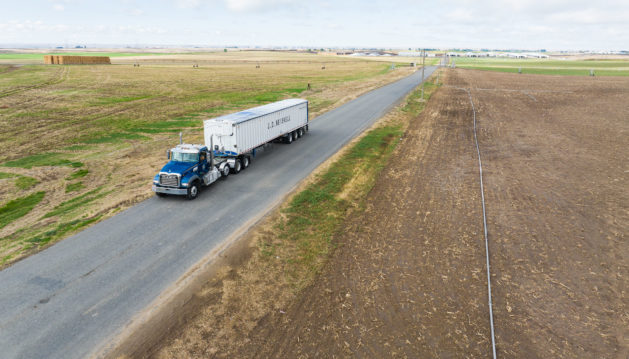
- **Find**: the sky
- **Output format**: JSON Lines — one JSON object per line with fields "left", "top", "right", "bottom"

{"left": 1, "top": 0, "right": 628, "bottom": 50}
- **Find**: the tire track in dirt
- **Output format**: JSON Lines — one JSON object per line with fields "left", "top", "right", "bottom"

{"left": 0, "top": 66, "right": 69, "bottom": 98}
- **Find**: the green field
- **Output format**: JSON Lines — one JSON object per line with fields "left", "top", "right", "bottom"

{"left": 453, "top": 57, "right": 629, "bottom": 76}
{"left": 0, "top": 51, "right": 418, "bottom": 267}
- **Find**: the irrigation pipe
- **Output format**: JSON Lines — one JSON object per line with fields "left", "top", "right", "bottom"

{"left": 451, "top": 86, "right": 497, "bottom": 358}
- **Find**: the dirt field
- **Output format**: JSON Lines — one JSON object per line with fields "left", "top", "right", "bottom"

{"left": 222, "top": 70, "right": 627, "bottom": 358}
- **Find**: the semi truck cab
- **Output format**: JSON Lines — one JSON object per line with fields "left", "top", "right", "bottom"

{"left": 152, "top": 144, "right": 226, "bottom": 200}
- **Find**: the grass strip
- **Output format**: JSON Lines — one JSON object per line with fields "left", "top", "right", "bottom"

{"left": 15, "top": 176, "right": 39, "bottom": 190}
{"left": 2, "top": 153, "right": 83, "bottom": 169}
{"left": 66, "top": 169, "right": 89, "bottom": 180}
{"left": 92, "top": 95, "right": 152, "bottom": 106}
{"left": 43, "top": 187, "right": 108, "bottom": 218}
{"left": 26, "top": 216, "right": 103, "bottom": 246}
{"left": 457, "top": 65, "right": 629, "bottom": 76}
{"left": 65, "top": 182, "right": 85, "bottom": 193}
{"left": 0, "top": 192, "right": 45, "bottom": 230}
{"left": 0, "top": 172, "right": 39, "bottom": 190}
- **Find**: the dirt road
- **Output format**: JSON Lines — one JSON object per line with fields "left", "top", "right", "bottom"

{"left": 236, "top": 70, "right": 628, "bottom": 358}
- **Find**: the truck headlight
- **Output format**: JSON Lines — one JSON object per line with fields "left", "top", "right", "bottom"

{"left": 181, "top": 182, "right": 188, "bottom": 187}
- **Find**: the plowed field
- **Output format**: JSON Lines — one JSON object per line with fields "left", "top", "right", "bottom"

{"left": 235, "top": 70, "right": 629, "bottom": 358}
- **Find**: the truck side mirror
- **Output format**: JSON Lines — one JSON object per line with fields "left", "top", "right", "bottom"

{"left": 167, "top": 150, "right": 171, "bottom": 160}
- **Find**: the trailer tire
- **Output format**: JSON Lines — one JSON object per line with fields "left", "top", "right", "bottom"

{"left": 298, "top": 128, "right": 304, "bottom": 137}
{"left": 292, "top": 131, "right": 298, "bottom": 140}
{"left": 187, "top": 182, "right": 199, "bottom": 200}
{"left": 232, "top": 159, "right": 242, "bottom": 174}
{"left": 242, "top": 156, "right": 250, "bottom": 169}
{"left": 286, "top": 133, "right": 293, "bottom": 144}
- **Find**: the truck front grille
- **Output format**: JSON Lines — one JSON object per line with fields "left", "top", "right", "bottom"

{"left": 159, "top": 174, "right": 179, "bottom": 187}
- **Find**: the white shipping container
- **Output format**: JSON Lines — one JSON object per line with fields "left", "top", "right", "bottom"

{"left": 204, "top": 99, "right": 308, "bottom": 156}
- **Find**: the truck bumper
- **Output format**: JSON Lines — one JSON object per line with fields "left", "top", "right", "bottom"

{"left": 152, "top": 185, "right": 188, "bottom": 195}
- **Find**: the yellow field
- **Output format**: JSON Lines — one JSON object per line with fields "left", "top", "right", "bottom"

{"left": 0, "top": 51, "right": 419, "bottom": 266}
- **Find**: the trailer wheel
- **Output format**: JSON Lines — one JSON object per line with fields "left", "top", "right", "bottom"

{"left": 242, "top": 156, "right": 250, "bottom": 169}
{"left": 298, "top": 128, "right": 304, "bottom": 137}
{"left": 292, "top": 131, "right": 298, "bottom": 140}
{"left": 232, "top": 159, "right": 242, "bottom": 174}
{"left": 187, "top": 182, "right": 199, "bottom": 200}
{"left": 286, "top": 133, "right": 293, "bottom": 144}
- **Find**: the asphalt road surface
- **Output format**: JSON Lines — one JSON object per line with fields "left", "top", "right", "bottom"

{"left": 0, "top": 67, "right": 436, "bottom": 359}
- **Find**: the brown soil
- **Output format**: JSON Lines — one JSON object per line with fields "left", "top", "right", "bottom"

{"left": 232, "top": 70, "right": 628, "bottom": 358}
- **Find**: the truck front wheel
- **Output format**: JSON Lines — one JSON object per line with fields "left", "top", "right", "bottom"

{"left": 187, "top": 182, "right": 199, "bottom": 200}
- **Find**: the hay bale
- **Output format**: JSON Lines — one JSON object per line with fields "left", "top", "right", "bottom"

{"left": 45, "top": 55, "right": 110, "bottom": 65}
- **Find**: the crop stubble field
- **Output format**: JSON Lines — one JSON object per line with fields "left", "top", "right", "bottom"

{"left": 193, "top": 69, "right": 625, "bottom": 358}
{"left": 0, "top": 51, "right": 416, "bottom": 266}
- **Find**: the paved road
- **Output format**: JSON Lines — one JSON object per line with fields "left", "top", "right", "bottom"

{"left": 0, "top": 67, "right": 436, "bottom": 359}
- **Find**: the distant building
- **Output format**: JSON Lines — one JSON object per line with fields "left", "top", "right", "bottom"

{"left": 523, "top": 53, "right": 549, "bottom": 58}
{"left": 398, "top": 51, "right": 422, "bottom": 57}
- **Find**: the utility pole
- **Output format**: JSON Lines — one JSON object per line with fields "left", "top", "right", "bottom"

{"left": 421, "top": 48, "right": 426, "bottom": 100}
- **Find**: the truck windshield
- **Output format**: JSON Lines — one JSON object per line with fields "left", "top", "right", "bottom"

{"left": 171, "top": 151, "right": 198, "bottom": 163}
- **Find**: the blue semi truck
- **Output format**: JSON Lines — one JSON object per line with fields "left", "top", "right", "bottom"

{"left": 152, "top": 99, "right": 309, "bottom": 199}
